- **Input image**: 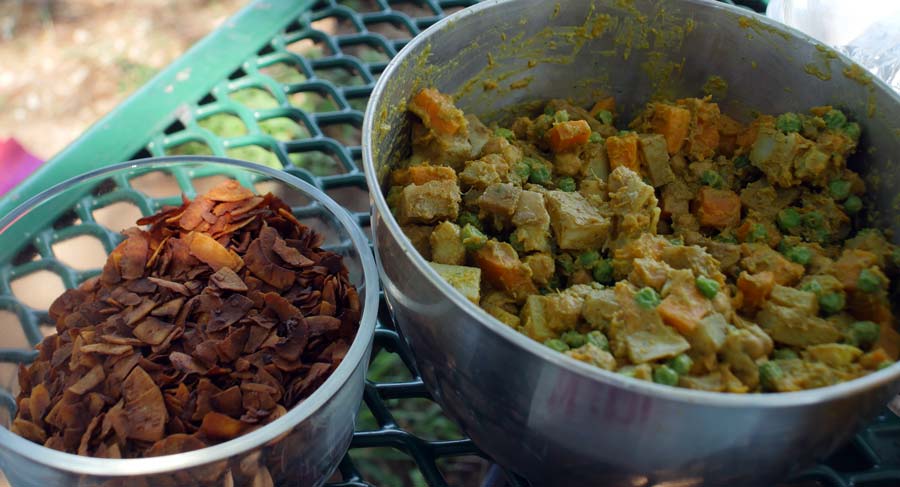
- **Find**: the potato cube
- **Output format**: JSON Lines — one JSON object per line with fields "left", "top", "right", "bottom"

{"left": 512, "top": 190, "right": 550, "bottom": 228}
{"left": 544, "top": 190, "right": 611, "bottom": 250}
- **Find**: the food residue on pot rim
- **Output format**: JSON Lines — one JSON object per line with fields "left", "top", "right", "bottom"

{"left": 702, "top": 75, "right": 728, "bottom": 99}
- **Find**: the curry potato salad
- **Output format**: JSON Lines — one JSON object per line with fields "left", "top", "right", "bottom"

{"left": 386, "top": 87, "right": 900, "bottom": 392}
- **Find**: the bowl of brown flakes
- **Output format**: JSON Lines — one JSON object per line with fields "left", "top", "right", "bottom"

{"left": 0, "top": 157, "right": 379, "bottom": 487}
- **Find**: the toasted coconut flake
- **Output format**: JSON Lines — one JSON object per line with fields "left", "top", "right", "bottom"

{"left": 170, "top": 351, "right": 209, "bottom": 376}
{"left": 187, "top": 231, "right": 244, "bottom": 271}
{"left": 68, "top": 365, "right": 106, "bottom": 395}
{"left": 123, "top": 367, "right": 167, "bottom": 442}
{"left": 210, "top": 266, "right": 248, "bottom": 292}
{"left": 79, "top": 343, "right": 133, "bottom": 356}
{"left": 211, "top": 386, "right": 244, "bottom": 418}
{"left": 133, "top": 317, "right": 176, "bottom": 346}
{"left": 150, "top": 297, "right": 185, "bottom": 318}
{"left": 200, "top": 411, "right": 245, "bottom": 441}
{"left": 205, "top": 180, "right": 255, "bottom": 202}
{"left": 147, "top": 434, "right": 206, "bottom": 457}
{"left": 244, "top": 226, "right": 295, "bottom": 289}
{"left": 119, "top": 229, "right": 150, "bottom": 280}
{"left": 180, "top": 196, "right": 215, "bottom": 231}
{"left": 208, "top": 294, "right": 254, "bottom": 332}
{"left": 12, "top": 419, "right": 48, "bottom": 444}
{"left": 148, "top": 277, "right": 191, "bottom": 296}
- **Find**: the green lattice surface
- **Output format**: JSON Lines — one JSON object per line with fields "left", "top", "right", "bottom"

{"left": 3, "top": 0, "right": 900, "bottom": 486}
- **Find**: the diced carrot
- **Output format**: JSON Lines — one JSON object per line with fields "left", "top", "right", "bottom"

{"left": 589, "top": 96, "right": 616, "bottom": 117}
{"left": 859, "top": 347, "right": 890, "bottom": 369}
{"left": 679, "top": 97, "right": 720, "bottom": 160}
{"left": 831, "top": 249, "right": 878, "bottom": 290}
{"left": 695, "top": 187, "right": 741, "bottom": 229}
{"left": 605, "top": 133, "right": 640, "bottom": 171}
{"left": 547, "top": 120, "right": 592, "bottom": 153}
{"left": 391, "top": 168, "right": 410, "bottom": 186}
{"left": 737, "top": 271, "right": 775, "bottom": 310}
{"left": 658, "top": 292, "right": 707, "bottom": 334}
{"left": 735, "top": 115, "right": 775, "bottom": 150}
{"left": 409, "top": 88, "right": 464, "bottom": 135}
{"left": 408, "top": 165, "right": 457, "bottom": 185}
{"left": 650, "top": 104, "right": 691, "bottom": 155}
{"left": 473, "top": 241, "right": 537, "bottom": 300}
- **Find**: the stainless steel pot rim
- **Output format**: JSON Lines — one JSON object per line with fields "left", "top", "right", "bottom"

{"left": 362, "top": 0, "right": 900, "bottom": 409}
{"left": 0, "top": 156, "right": 381, "bottom": 476}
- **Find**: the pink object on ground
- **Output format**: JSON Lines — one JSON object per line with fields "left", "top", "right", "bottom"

{"left": 0, "top": 138, "right": 44, "bottom": 196}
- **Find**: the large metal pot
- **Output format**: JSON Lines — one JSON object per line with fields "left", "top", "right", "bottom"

{"left": 362, "top": 1, "right": 900, "bottom": 485}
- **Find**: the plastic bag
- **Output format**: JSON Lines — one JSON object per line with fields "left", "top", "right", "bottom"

{"left": 767, "top": 0, "right": 900, "bottom": 92}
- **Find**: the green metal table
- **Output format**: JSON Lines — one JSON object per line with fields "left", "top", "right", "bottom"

{"left": 1, "top": 1, "right": 899, "bottom": 486}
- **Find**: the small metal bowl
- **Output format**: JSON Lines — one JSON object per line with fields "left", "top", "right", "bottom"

{"left": 363, "top": 0, "right": 900, "bottom": 485}
{"left": 0, "top": 157, "right": 379, "bottom": 487}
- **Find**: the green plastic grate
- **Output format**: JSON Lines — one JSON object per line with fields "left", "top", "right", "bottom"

{"left": 2, "top": 0, "right": 900, "bottom": 486}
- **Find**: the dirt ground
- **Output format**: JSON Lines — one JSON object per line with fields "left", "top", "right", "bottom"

{"left": 0, "top": 0, "right": 245, "bottom": 161}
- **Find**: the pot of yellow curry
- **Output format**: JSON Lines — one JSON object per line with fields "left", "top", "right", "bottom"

{"left": 361, "top": 0, "right": 900, "bottom": 485}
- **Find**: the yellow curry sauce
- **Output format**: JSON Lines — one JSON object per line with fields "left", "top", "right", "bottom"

{"left": 386, "top": 88, "right": 900, "bottom": 393}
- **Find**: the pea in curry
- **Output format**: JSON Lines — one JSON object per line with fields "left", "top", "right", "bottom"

{"left": 386, "top": 87, "right": 900, "bottom": 393}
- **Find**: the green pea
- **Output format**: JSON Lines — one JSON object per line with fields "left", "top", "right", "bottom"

{"left": 800, "top": 280, "right": 823, "bottom": 294}
{"left": 617, "top": 130, "right": 632, "bottom": 136}
{"left": 857, "top": 268, "right": 882, "bottom": 293}
{"left": 589, "top": 132, "right": 603, "bottom": 143}
{"left": 494, "top": 127, "right": 514, "bottom": 140}
{"left": 457, "top": 211, "right": 481, "bottom": 230}
{"left": 849, "top": 320, "right": 880, "bottom": 348}
{"left": 543, "top": 275, "right": 562, "bottom": 293}
{"left": 844, "top": 195, "right": 863, "bottom": 214}
{"left": 554, "top": 110, "right": 570, "bottom": 123}
{"left": 529, "top": 165, "right": 552, "bottom": 185}
{"left": 561, "top": 330, "right": 587, "bottom": 348}
{"left": 595, "top": 109, "right": 613, "bottom": 125}
{"left": 579, "top": 250, "right": 600, "bottom": 268}
{"left": 818, "top": 292, "right": 845, "bottom": 315}
{"left": 878, "top": 360, "right": 894, "bottom": 370}
{"left": 667, "top": 354, "right": 693, "bottom": 375}
{"left": 773, "top": 349, "right": 799, "bottom": 360}
{"left": 842, "top": 121, "right": 861, "bottom": 141}
{"left": 508, "top": 233, "right": 525, "bottom": 253}
{"left": 558, "top": 176, "right": 577, "bottom": 192}
{"left": 592, "top": 259, "right": 615, "bottom": 284}
{"left": 513, "top": 161, "right": 532, "bottom": 181}
{"left": 668, "top": 236, "right": 684, "bottom": 246}
{"left": 785, "top": 246, "right": 812, "bottom": 265}
{"left": 828, "top": 180, "right": 852, "bottom": 201}
{"left": 653, "top": 365, "right": 679, "bottom": 386}
{"left": 700, "top": 170, "right": 724, "bottom": 189}
{"left": 733, "top": 154, "right": 751, "bottom": 169}
{"left": 695, "top": 275, "right": 720, "bottom": 299}
{"left": 715, "top": 233, "right": 739, "bottom": 244}
{"left": 556, "top": 254, "right": 574, "bottom": 274}
{"left": 544, "top": 338, "right": 570, "bottom": 353}
{"left": 775, "top": 112, "right": 802, "bottom": 133}
{"left": 635, "top": 287, "right": 661, "bottom": 310}
{"left": 759, "top": 361, "right": 784, "bottom": 391}
{"left": 460, "top": 224, "right": 487, "bottom": 251}
{"left": 823, "top": 109, "right": 847, "bottom": 129}
{"left": 776, "top": 208, "right": 802, "bottom": 231}
{"left": 544, "top": 106, "right": 555, "bottom": 116}
{"left": 747, "top": 224, "right": 768, "bottom": 243}
{"left": 587, "top": 330, "right": 610, "bottom": 351}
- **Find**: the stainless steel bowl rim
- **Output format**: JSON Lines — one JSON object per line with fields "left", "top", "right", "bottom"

{"left": 362, "top": 0, "right": 900, "bottom": 409}
{"left": 0, "top": 156, "right": 380, "bottom": 476}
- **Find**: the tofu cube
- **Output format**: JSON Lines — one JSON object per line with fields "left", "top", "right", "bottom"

{"left": 429, "top": 262, "right": 482, "bottom": 305}
{"left": 397, "top": 180, "right": 460, "bottom": 224}
{"left": 429, "top": 221, "right": 465, "bottom": 265}
{"left": 544, "top": 190, "right": 611, "bottom": 250}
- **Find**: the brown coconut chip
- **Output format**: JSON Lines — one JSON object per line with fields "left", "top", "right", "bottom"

{"left": 12, "top": 179, "right": 360, "bottom": 462}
